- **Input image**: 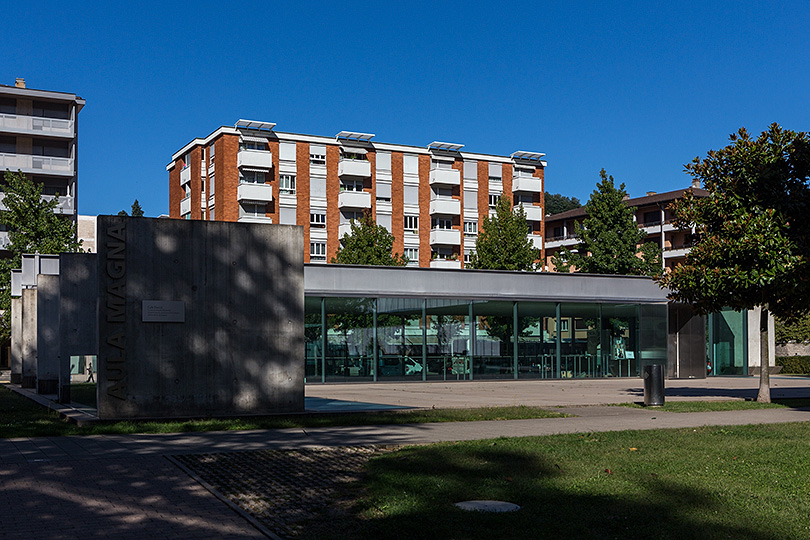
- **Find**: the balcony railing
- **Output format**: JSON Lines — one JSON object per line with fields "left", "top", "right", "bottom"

{"left": 517, "top": 203, "right": 543, "bottom": 222}
{"left": 0, "top": 153, "right": 74, "bottom": 176}
{"left": 527, "top": 234, "right": 543, "bottom": 250}
{"left": 338, "top": 158, "right": 371, "bottom": 178}
{"left": 237, "top": 182, "right": 274, "bottom": 203}
{"left": 429, "top": 167, "right": 461, "bottom": 186}
{"left": 512, "top": 175, "right": 542, "bottom": 193}
{"left": 429, "top": 228, "right": 461, "bottom": 245}
{"left": 238, "top": 215, "right": 273, "bottom": 224}
{"left": 429, "top": 197, "right": 461, "bottom": 215}
{"left": 0, "top": 193, "right": 74, "bottom": 214}
{"left": 430, "top": 259, "right": 462, "bottom": 269}
{"left": 0, "top": 113, "right": 74, "bottom": 138}
{"left": 338, "top": 190, "right": 372, "bottom": 209}
{"left": 180, "top": 196, "right": 191, "bottom": 215}
{"left": 237, "top": 149, "right": 273, "bottom": 170}
{"left": 180, "top": 166, "right": 191, "bottom": 186}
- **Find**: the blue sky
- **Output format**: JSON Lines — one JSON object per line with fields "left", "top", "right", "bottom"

{"left": 2, "top": 1, "right": 809, "bottom": 216}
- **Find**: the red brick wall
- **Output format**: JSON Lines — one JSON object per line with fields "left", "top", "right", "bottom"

{"left": 169, "top": 161, "right": 181, "bottom": 219}
{"left": 477, "top": 161, "right": 489, "bottom": 231}
{"left": 267, "top": 139, "right": 279, "bottom": 222}
{"left": 418, "top": 154, "right": 431, "bottom": 267}
{"left": 502, "top": 162, "right": 513, "bottom": 208}
{"left": 219, "top": 134, "right": 240, "bottom": 222}
{"left": 326, "top": 144, "right": 340, "bottom": 262}
{"left": 296, "top": 142, "right": 311, "bottom": 262}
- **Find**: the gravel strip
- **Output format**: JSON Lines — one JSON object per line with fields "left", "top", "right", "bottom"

{"left": 174, "top": 446, "right": 391, "bottom": 539}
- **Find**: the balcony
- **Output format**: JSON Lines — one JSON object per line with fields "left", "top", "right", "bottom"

{"left": 339, "top": 222, "right": 354, "bottom": 238}
{"left": 429, "top": 167, "right": 460, "bottom": 187}
{"left": 180, "top": 166, "right": 191, "bottom": 186}
{"left": 237, "top": 149, "right": 273, "bottom": 171}
{"left": 429, "top": 197, "right": 461, "bottom": 216}
{"left": 338, "top": 158, "right": 371, "bottom": 178}
{"left": 238, "top": 215, "right": 273, "bottom": 224}
{"left": 429, "top": 228, "right": 461, "bottom": 246}
{"left": 512, "top": 175, "right": 542, "bottom": 193}
{"left": 338, "top": 190, "right": 372, "bottom": 209}
{"left": 517, "top": 203, "right": 544, "bottom": 222}
{"left": 180, "top": 196, "right": 191, "bottom": 215}
{"left": 0, "top": 113, "right": 74, "bottom": 138}
{"left": 237, "top": 182, "right": 274, "bottom": 203}
{"left": 527, "top": 234, "right": 543, "bottom": 250}
{"left": 430, "top": 259, "right": 462, "bottom": 269}
{"left": 0, "top": 193, "right": 73, "bottom": 214}
{"left": 0, "top": 153, "right": 74, "bottom": 176}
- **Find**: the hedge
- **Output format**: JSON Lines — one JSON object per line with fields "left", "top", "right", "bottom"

{"left": 776, "top": 356, "right": 810, "bottom": 375}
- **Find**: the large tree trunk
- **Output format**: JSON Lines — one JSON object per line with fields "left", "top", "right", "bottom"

{"left": 756, "top": 305, "right": 771, "bottom": 403}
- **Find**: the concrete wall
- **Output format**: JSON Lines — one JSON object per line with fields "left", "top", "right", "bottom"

{"left": 58, "top": 253, "right": 99, "bottom": 403}
{"left": 10, "top": 297, "right": 22, "bottom": 384}
{"left": 96, "top": 216, "right": 304, "bottom": 419}
{"left": 21, "top": 289, "right": 37, "bottom": 388}
{"left": 775, "top": 342, "right": 810, "bottom": 357}
{"left": 35, "top": 274, "right": 60, "bottom": 394}
{"left": 747, "top": 307, "right": 776, "bottom": 371}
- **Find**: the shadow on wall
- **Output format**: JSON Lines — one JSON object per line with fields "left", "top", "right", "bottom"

{"left": 96, "top": 216, "right": 304, "bottom": 419}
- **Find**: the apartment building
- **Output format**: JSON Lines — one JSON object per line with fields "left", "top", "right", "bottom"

{"left": 167, "top": 120, "right": 546, "bottom": 268}
{"left": 544, "top": 183, "right": 708, "bottom": 271}
{"left": 0, "top": 78, "right": 83, "bottom": 249}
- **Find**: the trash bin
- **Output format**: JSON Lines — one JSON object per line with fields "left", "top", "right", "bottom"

{"left": 643, "top": 364, "right": 665, "bottom": 406}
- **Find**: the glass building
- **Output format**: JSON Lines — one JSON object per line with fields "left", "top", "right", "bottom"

{"left": 304, "top": 265, "right": 672, "bottom": 383}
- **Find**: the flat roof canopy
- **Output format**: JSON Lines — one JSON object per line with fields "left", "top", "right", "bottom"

{"left": 235, "top": 119, "right": 276, "bottom": 131}
{"left": 511, "top": 150, "right": 546, "bottom": 162}
{"left": 428, "top": 141, "right": 464, "bottom": 152}
{"left": 305, "top": 265, "right": 668, "bottom": 304}
{"left": 336, "top": 131, "right": 375, "bottom": 142}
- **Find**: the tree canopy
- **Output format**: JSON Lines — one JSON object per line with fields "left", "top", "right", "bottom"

{"left": 467, "top": 195, "right": 538, "bottom": 271}
{"left": 0, "top": 171, "right": 82, "bottom": 341}
{"left": 545, "top": 192, "right": 581, "bottom": 215}
{"left": 656, "top": 123, "right": 810, "bottom": 402}
{"left": 118, "top": 199, "right": 144, "bottom": 217}
{"left": 331, "top": 210, "right": 407, "bottom": 266}
{"left": 553, "top": 169, "right": 661, "bottom": 276}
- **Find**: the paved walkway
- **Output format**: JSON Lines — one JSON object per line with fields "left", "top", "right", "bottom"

{"left": 2, "top": 376, "right": 809, "bottom": 539}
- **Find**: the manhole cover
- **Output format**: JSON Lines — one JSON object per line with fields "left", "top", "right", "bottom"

{"left": 454, "top": 500, "right": 521, "bottom": 513}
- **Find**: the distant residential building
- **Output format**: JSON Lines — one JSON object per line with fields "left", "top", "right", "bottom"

{"left": 544, "top": 183, "right": 708, "bottom": 271}
{"left": 77, "top": 215, "right": 96, "bottom": 252}
{"left": 0, "top": 78, "right": 83, "bottom": 250}
{"left": 167, "top": 120, "right": 547, "bottom": 268}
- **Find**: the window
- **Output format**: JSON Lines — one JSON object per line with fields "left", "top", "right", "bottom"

{"left": 310, "top": 152, "right": 326, "bottom": 165}
{"left": 463, "top": 220, "right": 477, "bottom": 235}
{"left": 341, "top": 149, "right": 367, "bottom": 161}
{"left": 464, "top": 251, "right": 474, "bottom": 264}
{"left": 342, "top": 211, "right": 363, "bottom": 223}
{"left": 280, "top": 174, "right": 296, "bottom": 195}
{"left": 489, "top": 194, "right": 501, "bottom": 208}
{"left": 433, "top": 187, "right": 452, "bottom": 198}
{"left": 404, "top": 215, "right": 418, "bottom": 232}
{"left": 239, "top": 171, "right": 265, "bottom": 184}
{"left": 515, "top": 193, "right": 533, "bottom": 204}
{"left": 341, "top": 179, "right": 364, "bottom": 192}
{"left": 310, "top": 242, "right": 327, "bottom": 261}
{"left": 209, "top": 144, "right": 215, "bottom": 160}
{"left": 488, "top": 175, "right": 502, "bottom": 183}
{"left": 432, "top": 217, "right": 452, "bottom": 230}
{"left": 209, "top": 173, "right": 215, "bottom": 195}
{"left": 209, "top": 206, "right": 215, "bottom": 220}
{"left": 404, "top": 248, "right": 418, "bottom": 264}
{"left": 240, "top": 140, "right": 266, "bottom": 151}
{"left": 310, "top": 212, "right": 326, "bottom": 228}
{"left": 643, "top": 211, "right": 661, "bottom": 226}
{"left": 184, "top": 185, "right": 191, "bottom": 197}
{"left": 240, "top": 203, "right": 266, "bottom": 217}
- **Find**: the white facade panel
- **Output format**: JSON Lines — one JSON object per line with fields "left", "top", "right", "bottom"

{"left": 310, "top": 175, "right": 327, "bottom": 198}
{"left": 376, "top": 180, "right": 392, "bottom": 199}
{"left": 279, "top": 141, "right": 297, "bottom": 161}
{"left": 403, "top": 154, "right": 419, "bottom": 174}
{"left": 338, "top": 190, "right": 372, "bottom": 209}
{"left": 376, "top": 151, "right": 391, "bottom": 171}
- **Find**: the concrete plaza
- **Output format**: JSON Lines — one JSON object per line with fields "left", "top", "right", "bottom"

{"left": 1, "top": 376, "right": 809, "bottom": 539}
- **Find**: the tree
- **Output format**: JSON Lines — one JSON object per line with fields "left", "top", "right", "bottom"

{"left": 656, "top": 124, "right": 810, "bottom": 402}
{"left": 130, "top": 199, "right": 144, "bottom": 217}
{"left": 0, "top": 171, "right": 81, "bottom": 341}
{"left": 545, "top": 192, "right": 581, "bottom": 215}
{"left": 118, "top": 199, "right": 144, "bottom": 217}
{"left": 553, "top": 169, "right": 661, "bottom": 276}
{"left": 468, "top": 195, "right": 538, "bottom": 271}
{"left": 332, "top": 210, "right": 407, "bottom": 266}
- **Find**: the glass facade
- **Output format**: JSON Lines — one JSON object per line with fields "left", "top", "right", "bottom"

{"left": 305, "top": 296, "right": 669, "bottom": 383}
{"left": 707, "top": 308, "right": 748, "bottom": 375}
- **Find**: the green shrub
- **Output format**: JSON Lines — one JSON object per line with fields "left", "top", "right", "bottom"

{"left": 776, "top": 356, "right": 810, "bottom": 374}
{"left": 775, "top": 314, "right": 810, "bottom": 343}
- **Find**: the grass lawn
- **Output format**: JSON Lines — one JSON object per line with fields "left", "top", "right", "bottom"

{"left": 306, "top": 423, "right": 810, "bottom": 540}
{"left": 616, "top": 398, "right": 810, "bottom": 412}
{"left": 0, "top": 385, "right": 566, "bottom": 438}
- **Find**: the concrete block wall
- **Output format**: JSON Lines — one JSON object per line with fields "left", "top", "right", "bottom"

{"left": 96, "top": 216, "right": 304, "bottom": 419}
